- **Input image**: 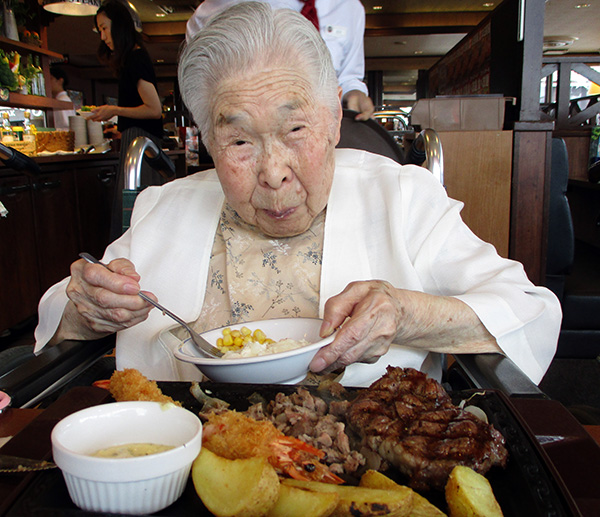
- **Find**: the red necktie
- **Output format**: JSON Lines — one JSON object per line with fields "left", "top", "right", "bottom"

{"left": 300, "top": 0, "right": 319, "bottom": 31}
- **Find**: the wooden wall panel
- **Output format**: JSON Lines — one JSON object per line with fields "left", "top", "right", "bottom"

{"left": 438, "top": 130, "right": 513, "bottom": 257}
{"left": 510, "top": 130, "right": 552, "bottom": 285}
{"left": 560, "top": 134, "right": 591, "bottom": 181}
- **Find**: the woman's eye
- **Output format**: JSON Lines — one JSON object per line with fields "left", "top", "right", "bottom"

{"left": 234, "top": 140, "right": 246, "bottom": 146}
{"left": 291, "top": 126, "right": 304, "bottom": 133}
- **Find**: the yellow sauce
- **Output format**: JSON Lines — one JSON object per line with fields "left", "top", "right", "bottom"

{"left": 91, "top": 443, "right": 175, "bottom": 458}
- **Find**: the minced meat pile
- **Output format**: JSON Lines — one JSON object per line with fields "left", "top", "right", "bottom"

{"left": 245, "top": 386, "right": 366, "bottom": 477}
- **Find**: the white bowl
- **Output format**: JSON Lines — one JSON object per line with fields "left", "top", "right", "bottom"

{"left": 75, "top": 109, "right": 95, "bottom": 119}
{"left": 173, "top": 317, "right": 336, "bottom": 384}
{"left": 51, "top": 401, "right": 202, "bottom": 515}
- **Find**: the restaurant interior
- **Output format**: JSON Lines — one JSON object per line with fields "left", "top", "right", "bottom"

{"left": 1, "top": 0, "right": 600, "bottom": 515}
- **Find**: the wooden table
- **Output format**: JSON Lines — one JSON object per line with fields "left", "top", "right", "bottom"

{"left": 0, "top": 387, "right": 109, "bottom": 515}
{"left": 510, "top": 398, "right": 600, "bottom": 517}
{"left": 584, "top": 425, "right": 600, "bottom": 446}
{"left": 0, "top": 408, "right": 42, "bottom": 446}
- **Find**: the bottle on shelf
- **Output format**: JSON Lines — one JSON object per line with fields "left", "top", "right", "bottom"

{"left": 23, "top": 110, "right": 35, "bottom": 143}
{"left": 1, "top": 112, "right": 14, "bottom": 143}
{"left": 34, "top": 56, "right": 45, "bottom": 97}
{"left": 12, "top": 126, "right": 23, "bottom": 141}
{"left": 2, "top": 4, "right": 19, "bottom": 42}
{"left": 24, "top": 55, "right": 38, "bottom": 96}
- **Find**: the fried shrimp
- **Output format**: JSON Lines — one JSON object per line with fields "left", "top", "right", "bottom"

{"left": 203, "top": 410, "right": 344, "bottom": 484}
{"left": 108, "top": 368, "right": 181, "bottom": 406}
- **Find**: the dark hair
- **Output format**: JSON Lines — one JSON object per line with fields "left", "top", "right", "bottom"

{"left": 50, "top": 66, "right": 69, "bottom": 89}
{"left": 95, "top": 0, "right": 144, "bottom": 75}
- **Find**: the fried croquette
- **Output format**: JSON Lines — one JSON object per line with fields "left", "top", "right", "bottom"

{"left": 108, "top": 368, "right": 181, "bottom": 406}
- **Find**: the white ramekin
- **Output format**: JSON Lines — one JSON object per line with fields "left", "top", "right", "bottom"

{"left": 51, "top": 401, "right": 202, "bottom": 515}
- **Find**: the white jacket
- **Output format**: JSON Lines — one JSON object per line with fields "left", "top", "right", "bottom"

{"left": 35, "top": 149, "right": 561, "bottom": 386}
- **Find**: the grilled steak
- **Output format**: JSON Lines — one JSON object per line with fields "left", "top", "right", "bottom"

{"left": 346, "top": 366, "right": 508, "bottom": 491}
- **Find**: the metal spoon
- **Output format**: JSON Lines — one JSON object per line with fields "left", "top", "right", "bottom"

{"left": 78, "top": 253, "right": 223, "bottom": 358}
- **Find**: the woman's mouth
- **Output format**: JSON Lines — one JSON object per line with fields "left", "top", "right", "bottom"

{"left": 263, "top": 207, "right": 296, "bottom": 219}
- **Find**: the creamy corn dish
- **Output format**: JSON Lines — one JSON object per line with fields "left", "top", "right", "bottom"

{"left": 217, "top": 326, "right": 309, "bottom": 359}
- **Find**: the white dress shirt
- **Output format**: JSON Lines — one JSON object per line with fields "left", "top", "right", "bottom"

{"left": 53, "top": 90, "right": 76, "bottom": 130}
{"left": 185, "top": 0, "right": 369, "bottom": 97}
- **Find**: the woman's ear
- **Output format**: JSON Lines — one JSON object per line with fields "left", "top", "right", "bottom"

{"left": 332, "top": 88, "right": 343, "bottom": 146}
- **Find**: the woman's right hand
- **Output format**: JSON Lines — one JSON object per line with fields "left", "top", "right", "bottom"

{"left": 88, "top": 104, "right": 118, "bottom": 122}
{"left": 51, "top": 257, "right": 154, "bottom": 343}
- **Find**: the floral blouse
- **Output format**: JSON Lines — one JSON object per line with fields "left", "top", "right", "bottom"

{"left": 189, "top": 202, "right": 325, "bottom": 333}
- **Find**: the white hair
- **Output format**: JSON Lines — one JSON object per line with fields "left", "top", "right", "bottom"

{"left": 178, "top": 1, "right": 340, "bottom": 148}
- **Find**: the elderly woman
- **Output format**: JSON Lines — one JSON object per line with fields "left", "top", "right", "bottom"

{"left": 34, "top": 3, "right": 560, "bottom": 387}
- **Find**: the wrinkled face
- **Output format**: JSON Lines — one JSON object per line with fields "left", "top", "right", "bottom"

{"left": 96, "top": 12, "right": 114, "bottom": 51}
{"left": 208, "top": 66, "right": 342, "bottom": 238}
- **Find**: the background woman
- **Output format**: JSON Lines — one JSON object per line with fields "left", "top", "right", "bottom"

{"left": 90, "top": 0, "right": 164, "bottom": 240}
{"left": 49, "top": 66, "right": 76, "bottom": 129}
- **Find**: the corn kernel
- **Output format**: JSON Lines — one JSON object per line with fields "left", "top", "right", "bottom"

{"left": 253, "top": 329, "right": 266, "bottom": 343}
{"left": 219, "top": 326, "right": 277, "bottom": 350}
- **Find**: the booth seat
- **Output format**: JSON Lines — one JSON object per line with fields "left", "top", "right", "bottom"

{"left": 545, "top": 138, "right": 600, "bottom": 358}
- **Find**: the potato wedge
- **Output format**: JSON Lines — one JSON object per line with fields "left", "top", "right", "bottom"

{"left": 267, "top": 483, "right": 339, "bottom": 517}
{"left": 282, "top": 478, "right": 414, "bottom": 516}
{"left": 192, "top": 448, "right": 280, "bottom": 517}
{"left": 445, "top": 466, "right": 503, "bottom": 517}
{"left": 359, "top": 470, "right": 447, "bottom": 517}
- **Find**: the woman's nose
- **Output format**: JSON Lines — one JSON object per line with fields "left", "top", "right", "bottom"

{"left": 257, "top": 145, "right": 292, "bottom": 189}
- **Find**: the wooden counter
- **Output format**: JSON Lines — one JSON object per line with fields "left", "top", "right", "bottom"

{"left": 0, "top": 149, "right": 186, "bottom": 169}
{"left": 0, "top": 149, "right": 186, "bottom": 334}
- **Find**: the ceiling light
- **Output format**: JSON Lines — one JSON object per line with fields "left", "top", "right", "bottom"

{"left": 574, "top": 4, "right": 591, "bottom": 8}
{"left": 155, "top": 12, "right": 166, "bottom": 17}
{"left": 543, "top": 36, "right": 578, "bottom": 49}
{"left": 544, "top": 40, "right": 570, "bottom": 48}
{"left": 158, "top": 4, "right": 174, "bottom": 15}
{"left": 373, "top": 5, "right": 383, "bottom": 10}
{"left": 543, "top": 49, "right": 569, "bottom": 55}
{"left": 43, "top": 0, "right": 101, "bottom": 16}
{"left": 482, "top": 2, "right": 494, "bottom": 7}
{"left": 414, "top": 50, "right": 423, "bottom": 55}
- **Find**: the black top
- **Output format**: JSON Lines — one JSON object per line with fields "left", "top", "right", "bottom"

{"left": 117, "top": 48, "right": 163, "bottom": 138}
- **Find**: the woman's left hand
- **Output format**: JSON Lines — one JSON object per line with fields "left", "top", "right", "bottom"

{"left": 89, "top": 104, "right": 118, "bottom": 122}
{"left": 309, "top": 281, "right": 405, "bottom": 373}
{"left": 309, "top": 280, "right": 499, "bottom": 374}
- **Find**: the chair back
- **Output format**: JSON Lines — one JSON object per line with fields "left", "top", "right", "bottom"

{"left": 336, "top": 110, "right": 405, "bottom": 164}
{"left": 336, "top": 110, "right": 445, "bottom": 186}
{"left": 546, "top": 138, "right": 575, "bottom": 299}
